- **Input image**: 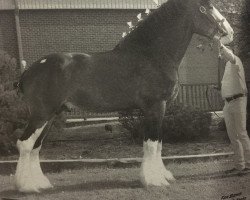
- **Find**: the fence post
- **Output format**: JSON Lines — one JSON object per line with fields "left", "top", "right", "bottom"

{"left": 14, "top": 0, "right": 24, "bottom": 73}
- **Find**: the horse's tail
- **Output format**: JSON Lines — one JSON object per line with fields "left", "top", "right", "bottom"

{"left": 13, "top": 81, "right": 20, "bottom": 90}
{"left": 13, "top": 75, "right": 25, "bottom": 95}
{"left": 13, "top": 60, "right": 28, "bottom": 94}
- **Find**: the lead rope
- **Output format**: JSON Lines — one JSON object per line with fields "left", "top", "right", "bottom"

{"left": 206, "top": 39, "right": 223, "bottom": 119}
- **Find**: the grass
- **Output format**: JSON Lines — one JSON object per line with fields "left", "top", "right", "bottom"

{"left": 1, "top": 159, "right": 250, "bottom": 200}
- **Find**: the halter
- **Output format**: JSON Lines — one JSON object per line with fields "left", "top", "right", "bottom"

{"left": 199, "top": 6, "right": 228, "bottom": 38}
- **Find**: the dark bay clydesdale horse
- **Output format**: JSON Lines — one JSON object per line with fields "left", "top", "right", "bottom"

{"left": 15, "top": 0, "right": 233, "bottom": 193}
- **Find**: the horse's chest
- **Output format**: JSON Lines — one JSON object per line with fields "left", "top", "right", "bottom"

{"left": 139, "top": 66, "right": 179, "bottom": 100}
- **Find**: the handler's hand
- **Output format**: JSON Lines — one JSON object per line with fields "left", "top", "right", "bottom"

{"left": 213, "top": 86, "right": 221, "bottom": 91}
{"left": 213, "top": 37, "right": 222, "bottom": 49}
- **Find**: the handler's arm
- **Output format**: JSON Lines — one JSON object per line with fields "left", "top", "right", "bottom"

{"left": 220, "top": 45, "right": 236, "bottom": 64}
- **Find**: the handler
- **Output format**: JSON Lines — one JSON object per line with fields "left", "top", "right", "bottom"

{"left": 219, "top": 41, "right": 250, "bottom": 173}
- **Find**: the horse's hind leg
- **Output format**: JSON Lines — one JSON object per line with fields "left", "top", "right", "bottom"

{"left": 29, "top": 117, "right": 56, "bottom": 191}
{"left": 15, "top": 114, "right": 52, "bottom": 193}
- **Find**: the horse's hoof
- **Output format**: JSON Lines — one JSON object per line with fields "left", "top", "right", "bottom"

{"left": 162, "top": 170, "right": 175, "bottom": 182}
{"left": 38, "top": 182, "right": 53, "bottom": 190}
{"left": 16, "top": 185, "right": 40, "bottom": 193}
{"left": 34, "top": 177, "right": 53, "bottom": 190}
{"left": 140, "top": 169, "right": 170, "bottom": 187}
{"left": 141, "top": 177, "right": 170, "bottom": 187}
{"left": 15, "top": 177, "right": 52, "bottom": 193}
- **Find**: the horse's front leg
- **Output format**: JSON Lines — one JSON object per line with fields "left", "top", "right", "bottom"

{"left": 140, "top": 101, "right": 175, "bottom": 186}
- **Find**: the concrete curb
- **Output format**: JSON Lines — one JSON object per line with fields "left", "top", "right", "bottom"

{"left": 0, "top": 152, "right": 233, "bottom": 175}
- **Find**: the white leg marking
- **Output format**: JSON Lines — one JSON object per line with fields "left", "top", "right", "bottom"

{"left": 156, "top": 142, "right": 175, "bottom": 182}
{"left": 15, "top": 139, "right": 40, "bottom": 193}
{"left": 15, "top": 122, "right": 47, "bottom": 193}
{"left": 140, "top": 140, "right": 170, "bottom": 186}
{"left": 30, "top": 146, "right": 53, "bottom": 190}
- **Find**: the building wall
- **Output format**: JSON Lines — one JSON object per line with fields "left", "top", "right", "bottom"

{"left": 0, "top": 11, "right": 18, "bottom": 59}
{"left": 0, "top": 8, "right": 226, "bottom": 85}
{"left": 19, "top": 9, "right": 141, "bottom": 63}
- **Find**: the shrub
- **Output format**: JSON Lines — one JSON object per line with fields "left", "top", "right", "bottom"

{"left": 0, "top": 51, "right": 29, "bottom": 155}
{"left": 162, "top": 104, "right": 212, "bottom": 142}
{"left": 119, "top": 103, "right": 212, "bottom": 143}
{"left": 0, "top": 51, "right": 66, "bottom": 155}
{"left": 217, "top": 118, "right": 226, "bottom": 131}
{"left": 0, "top": 90, "right": 29, "bottom": 155}
{"left": 50, "top": 112, "right": 66, "bottom": 135}
{"left": 118, "top": 110, "right": 144, "bottom": 143}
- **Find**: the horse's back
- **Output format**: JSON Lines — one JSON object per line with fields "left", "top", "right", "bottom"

{"left": 20, "top": 52, "right": 90, "bottom": 89}
{"left": 19, "top": 52, "right": 91, "bottom": 113}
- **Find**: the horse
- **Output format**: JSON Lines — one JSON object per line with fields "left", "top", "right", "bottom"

{"left": 14, "top": 0, "right": 234, "bottom": 193}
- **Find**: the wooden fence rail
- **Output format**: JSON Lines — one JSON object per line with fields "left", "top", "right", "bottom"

{"left": 176, "top": 83, "right": 223, "bottom": 112}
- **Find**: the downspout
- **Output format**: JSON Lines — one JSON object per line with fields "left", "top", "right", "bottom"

{"left": 14, "top": 0, "right": 25, "bottom": 73}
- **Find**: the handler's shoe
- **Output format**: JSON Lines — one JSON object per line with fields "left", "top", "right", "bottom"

{"left": 224, "top": 168, "right": 242, "bottom": 174}
{"left": 242, "top": 168, "right": 250, "bottom": 172}
{"left": 225, "top": 168, "right": 250, "bottom": 175}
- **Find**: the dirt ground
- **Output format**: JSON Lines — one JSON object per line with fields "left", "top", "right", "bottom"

{"left": 0, "top": 122, "right": 232, "bottom": 161}
{"left": 1, "top": 159, "right": 249, "bottom": 200}
{"left": 0, "top": 119, "right": 245, "bottom": 200}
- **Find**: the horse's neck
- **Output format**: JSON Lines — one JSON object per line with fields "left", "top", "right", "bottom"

{"left": 154, "top": 17, "right": 193, "bottom": 66}
{"left": 116, "top": 8, "right": 193, "bottom": 67}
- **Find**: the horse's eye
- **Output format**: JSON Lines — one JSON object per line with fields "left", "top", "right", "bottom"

{"left": 199, "top": 6, "right": 207, "bottom": 14}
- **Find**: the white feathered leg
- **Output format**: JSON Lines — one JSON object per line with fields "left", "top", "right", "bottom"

{"left": 156, "top": 142, "right": 175, "bottom": 182}
{"left": 140, "top": 139, "right": 170, "bottom": 186}
{"left": 15, "top": 122, "right": 47, "bottom": 193}
{"left": 30, "top": 146, "right": 53, "bottom": 190}
{"left": 15, "top": 139, "right": 40, "bottom": 193}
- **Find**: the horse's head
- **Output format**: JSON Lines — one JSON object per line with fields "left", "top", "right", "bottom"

{"left": 184, "top": 0, "right": 234, "bottom": 44}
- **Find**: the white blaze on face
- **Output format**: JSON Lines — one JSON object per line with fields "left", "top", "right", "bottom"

{"left": 211, "top": 7, "right": 234, "bottom": 44}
